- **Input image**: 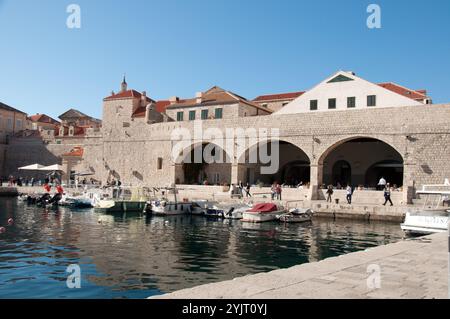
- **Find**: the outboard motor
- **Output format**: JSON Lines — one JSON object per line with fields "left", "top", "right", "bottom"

{"left": 48, "top": 193, "right": 62, "bottom": 205}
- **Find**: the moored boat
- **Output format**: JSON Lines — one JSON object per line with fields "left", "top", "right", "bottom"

{"left": 241, "top": 203, "right": 285, "bottom": 223}
{"left": 222, "top": 203, "right": 253, "bottom": 219}
{"left": 277, "top": 208, "right": 313, "bottom": 223}
{"left": 401, "top": 186, "right": 450, "bottom": 235}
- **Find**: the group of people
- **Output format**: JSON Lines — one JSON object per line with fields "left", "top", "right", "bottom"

{"left": 324, "top": 177, "right": 394, "bottom": 206}
{"left": 4, "top": 176, "right": 37, "bottom": 187}
{"left": 270, "top": 182, "right": 282, "bottom": 200}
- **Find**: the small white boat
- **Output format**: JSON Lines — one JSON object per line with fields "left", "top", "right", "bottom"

{"left": 401, "top": 186, "right": 450, "bottom": 235}
{"left": 151, "top": 200, "right": 196, "bottom": 216}
{"left": 277, "top": 208, "right": 313, "bottom": 223}
{"left": 242, "top": 203, "right": 286, "bottom": 223}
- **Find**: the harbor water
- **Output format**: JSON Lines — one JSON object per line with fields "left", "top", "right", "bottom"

{"left": 0, "top": 198, "right": 404, "bottom": 299}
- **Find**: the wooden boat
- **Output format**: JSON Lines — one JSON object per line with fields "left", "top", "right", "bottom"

{"left": 241, "top": 203, "right": 285, "bottom": 223}
{"left": 277, "top": 208, "right": 313, "bottom": 223}
{"left": 151, "top": 200, "right": 196, "bottom": 216}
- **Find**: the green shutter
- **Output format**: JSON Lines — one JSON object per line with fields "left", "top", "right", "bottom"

{"left": 189, "top": 110, "right": 196, "bottom": 121}
{"left": 201, "top": 109, "right": 208, "bottom": 120}
{"left": 215, "top": 108, "right": 223, "bottom": 119}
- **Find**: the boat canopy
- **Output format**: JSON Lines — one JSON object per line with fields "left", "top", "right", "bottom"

{"left": 248, "top": 203, "right": 278, "bottom": 212}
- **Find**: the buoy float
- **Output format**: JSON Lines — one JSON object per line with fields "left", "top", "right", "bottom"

{"left": 0, "top": 227, "right": 6, "bottom": 234}
{"left": 7, "top": 218, "right": 14, "bottom": 226}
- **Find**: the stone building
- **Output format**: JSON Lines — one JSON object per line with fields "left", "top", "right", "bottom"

{"left": 252, "top": 91, "right": 304, "bottom": 112}
{"left": 3, "top": 71, "right": 450, "bottom": 204}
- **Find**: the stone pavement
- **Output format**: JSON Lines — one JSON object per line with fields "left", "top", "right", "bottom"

{"left": 152, "top": 232, "right": 448, "bottom": 299}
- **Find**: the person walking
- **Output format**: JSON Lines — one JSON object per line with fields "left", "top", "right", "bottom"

{"left": 378, "top": 176, "right": 387, "bottom": 191}
{"left": 245, "top": 182, "right": 251, "bottom": 198}
{"left": 383, "top": 183, "right": 393, "bottom": 206}
{"left": 346, "top": 185, "right": 353, "bottom": 204}
{"left": 326, "top": 185, "right": 333, "bottom": 203}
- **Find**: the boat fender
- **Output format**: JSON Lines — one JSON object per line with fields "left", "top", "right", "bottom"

{"left": 7, "top": 218, "right": 14, "bottom": 226}
{"left": 0, "top": 227, "right": 5, "bottom": 234}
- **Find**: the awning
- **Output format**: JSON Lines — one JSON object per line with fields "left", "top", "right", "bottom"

{"left": 39, "top": 164, "right": 65, "bottom": 172}
{"left": 18, "top": 163, "right": 44, "bottom": 170}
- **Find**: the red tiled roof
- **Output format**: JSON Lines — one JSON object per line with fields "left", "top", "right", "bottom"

{"left": 55, "top": 125, "right": 86, "bottom": 137}
{"left": 377, "top": 83, "right": 427, "bottom": 101}
{"left": 63, "top": 147, "right": 84, "bottom": 157}
{"left": 28, "top": 114, "right": 60, "bottom": 125}
{"left": 103, "top": 90, "right": 155, "bottom": 102}
{"left": 155, "top": 100, "right": 170, "bottom": 113}
{"left": 253, "top": 91, "right": 305, "bottom": 102}
{"left": 131, "top": 100, "right": 171, "bottom": 118}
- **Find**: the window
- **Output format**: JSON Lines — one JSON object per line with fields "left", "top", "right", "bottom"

{"left": 328, "top": 98, "right": 336, "bottom": 109}
{"left": 56, "top": 140, "right": 62, "bottom": 144}
{"left": 201, "top": 109, "right": 208, "bottom": 120}
{"left": 7, "top": 118, "right": 12, "bottom": 130}
{"left": 176, "top": 112, "right": 184, "bottom": 121}
{"left": 157, "top": 157, "right": 163, "bottom": 170}
{"left": 215, "top": 108, "right": 223, "bottom": 119}
{"left": 189, "top": 110, "right": 196, "bottom": 121}
{"left": 367, "top": 95, "right": 376, "bottom": 107}
{"left": 16, "top": 119, "right": 22, "bottom": 129}
{"left": 347, "top": 97, "right": 356, "bottom": 108}
{"left": 310, "top": 100, "right": 318, "bottom": 111}
{"left": 282, "top": 102, "right": 289, "bottom": 107}
{"left": 262, "top": 103, "right": 268, "bottom": 108}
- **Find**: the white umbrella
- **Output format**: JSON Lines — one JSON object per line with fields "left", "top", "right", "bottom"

{"left": 18, "top": 163, "right": 44, "bottom": 170}
{"left": 39, "top": 164, "right": 65, "bottom": 172}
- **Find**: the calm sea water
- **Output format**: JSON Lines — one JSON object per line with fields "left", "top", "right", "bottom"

{"left": 0, "top": 197, "right": 404, "bottom": 299}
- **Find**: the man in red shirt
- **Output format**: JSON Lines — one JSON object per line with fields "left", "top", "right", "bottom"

{"left": 43, "top": 183, "right": 51, "bottom": 193}
{"left": 56, "top": 184, "right": 64, "bottom": 194}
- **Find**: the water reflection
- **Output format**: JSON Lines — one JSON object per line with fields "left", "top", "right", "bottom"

{"left": 0, "top": 198, "right": 404, "bottom": 298}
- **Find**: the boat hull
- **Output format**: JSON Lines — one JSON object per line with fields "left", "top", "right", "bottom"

{"left": 94, "top": 200, "right": 146, "bottom": 213}
{"left": 242, "top": 210, "right": 285, "bottom": 223}
{"left": 401, "top": 210, "right": 449, "bottom": 235}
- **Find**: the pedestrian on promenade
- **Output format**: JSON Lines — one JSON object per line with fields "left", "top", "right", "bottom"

{"left": 378, "top": 176, "right": 386, "bottom": 191}
{"left": 346, "top": 185, "right": 353, "bottom": 204}
{"left": 276, "top": 183, "right": 282, "bottom": 200}
{"left": 271, "top": 182, "right": 276, "bottom": 200}
{"left": 245, "top": 182, "right": 252, "bottom": 197}
{"left": 326, "top": 185, "right": 333, "bottom": 203}
{"left": 383, "top": 183, "right": 393, "bottom": 206}
{"left": 238, "top": 180, "right": 244, "bottom": 196}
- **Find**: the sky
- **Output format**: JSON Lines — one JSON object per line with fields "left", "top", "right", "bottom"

{"left": 0, "top": 0, "right": 450, "bottom": 120}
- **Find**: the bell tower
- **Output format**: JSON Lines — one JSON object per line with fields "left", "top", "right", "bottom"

{"left": 121, "top": 74, "right": 128, "bottom": 92}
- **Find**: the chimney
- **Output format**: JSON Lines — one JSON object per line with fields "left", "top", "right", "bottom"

{"left": 141, "top": 91, "right": 147, "bottom": 106}
{"left": 169, "top": 96, "right": 180, "bottom": 105}
{"left": 111, "top": 90, "right": 115, "bottom": 96}
{"left": 196, "top": 92, "right": 203, "bottom": 104}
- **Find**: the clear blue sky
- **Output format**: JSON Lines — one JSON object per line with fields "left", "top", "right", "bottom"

{"left": 1, "top": 0, "right": 449, "bottom": 119}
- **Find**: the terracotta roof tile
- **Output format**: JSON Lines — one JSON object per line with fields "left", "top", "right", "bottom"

{"left": 377, "top": 82, "right": 428, "bottom": 101}
{"left": 103, "top": 90, "right": 155, "bottom": 103}
{"left": 253, "top": 91, "right": 305, "bottom": 102}
{"left": 63, "top": 147, "right": 84, "bottom": 157}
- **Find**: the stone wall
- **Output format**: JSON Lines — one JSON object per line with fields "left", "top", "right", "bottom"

{"left": 4, "top": 103, "right": 450, "bottom": 203}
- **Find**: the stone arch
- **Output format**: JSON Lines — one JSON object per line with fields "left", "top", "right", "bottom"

{"left": 236, "top": 138, "right": 311, "bottom": 186}
{"left": 175, "top": 142, "right": 232, "bottom": 185}
{"left": 316, "top": 136, "right": 405, "bottom": 188}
